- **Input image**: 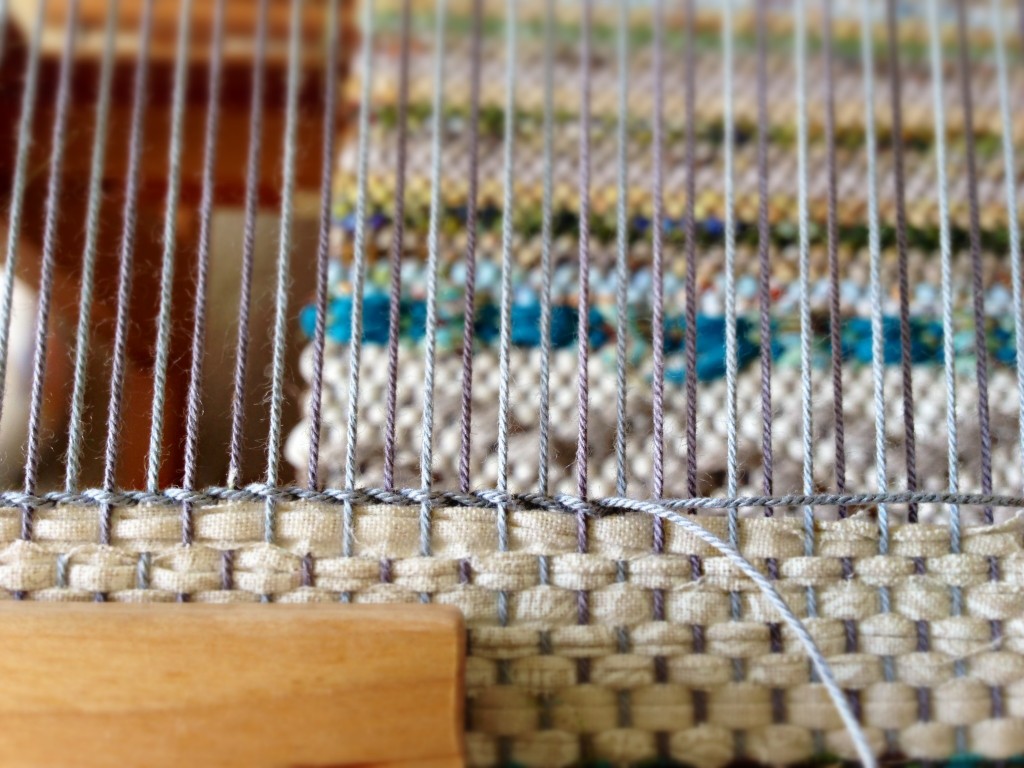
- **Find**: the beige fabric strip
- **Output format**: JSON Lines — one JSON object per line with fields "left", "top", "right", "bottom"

{"left": 2, "top": 503, "right": 1023, "bottom": 765}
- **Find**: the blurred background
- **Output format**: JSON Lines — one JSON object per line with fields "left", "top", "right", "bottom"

{"left": 0, "top": 0, "right": 353, "bottom": 491}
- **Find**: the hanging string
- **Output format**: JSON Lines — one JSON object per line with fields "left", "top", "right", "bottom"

{"left": 226, "top": 0, "right": 269, "bottom": 490}
{"left": 265, "top": 0, "right": 304, "bottom": 545}
{"left": 0, "top": 0, "right": 46, "bottom": 431}
{"left": 146, "top": 0, "right": 193, "bottom": 492}
{"left": 458, "top": 0, "right": 483, "bottom": 495}
{"left": 823, "top": 0, "right": 847, "bottom": 520}
{"left": 536, "top": 0, "right": 555, "bottom": 497}
{"left": 993, "top": 0, "right": 1024, "bottom": 495}
{"left": 884, "top": 0, "right": 919, "bottom": 523}
{"left": 181, "top": 0, "right": 226, "bottom": 545}
{"left": 794, "top": 0, "right": 814, "bottom": 589}
{"left": 342, "top": 0, "right": 377, "bottom": 562}
{"left": 986, "top": 0, "right": 1015, "bottom": 726}
{"left": 861, "top": 0, "right": 897, "bottom": 749}
{"left": 650, "top": 0, "right": 666, "bottom": 506}
{"left": 723, "top": 0, "right": 739, "bottom": 539}
{"left": 65, "top": 0, "right": 119, "bottom": 493}
{"left": 755, "top": 0, "right": 774, "bottom": 500}
{"left": 576, "top": 0, "right": 593, "bottom": 507}
{"left": 650, "top": 1, "right": 668, "bottom": 686}
{"left": 926, "top": 0, "right": 961, "bottom": 552}
{"left": 612, "top": 0, "right": 630, "bottom": 497}
{"left": 860, "top": 0, "right": 889, "bottom": 554}
{"left": 954, "top": 0, "right": 994, "bottom": 524}
{"left": 100, "top": 0, "right": 154, "bottom": 546}
{"left": 307, "top": 0, "right": 343, "bottom": 492}
{"left": 496, "top": 0, "right": 518, "bottom": 633}
{"left": 419, "top": 0, "right": 449, "bottom": 562}
{"left": 575, "top": 0, "right": 595, "bottom": 693}
{"left": 382, "top": 0, "right": 413, "bottom": 491}
{"left": 22, "top": 0, "right": 79, "bottom": 541}
{"left": 683, "top": 0, "right": 698, "bottom": 500}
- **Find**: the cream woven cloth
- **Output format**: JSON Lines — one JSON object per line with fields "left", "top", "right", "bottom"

{"left": 3, "top": 501, "right": 1023, "bottom": 765}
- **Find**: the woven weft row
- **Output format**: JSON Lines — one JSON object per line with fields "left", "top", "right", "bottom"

{"left": 0, "top": 504, "right": 1022, "bottom": 764}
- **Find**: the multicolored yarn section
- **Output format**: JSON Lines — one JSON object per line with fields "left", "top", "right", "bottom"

{"left": 300, "top": 260, "right": 1020, "bottom": 383}
{"left": 283, "top": 1, "right": 1024, "bottom": 766}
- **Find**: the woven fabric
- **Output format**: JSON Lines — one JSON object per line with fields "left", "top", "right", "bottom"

{"left": 271, "top": 0, "right": 1024, "bottom": 763}
{"left": 2, "top": 502, "right": 1024, "bottom": 764}
{"left": 295, "top": 0, "right": 1024, "bottom": 504}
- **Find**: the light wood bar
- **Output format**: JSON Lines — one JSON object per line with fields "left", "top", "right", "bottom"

{"left": 0, "top": 603, "right": 465, "bottom": 767}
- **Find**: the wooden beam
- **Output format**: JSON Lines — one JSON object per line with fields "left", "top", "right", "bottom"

{"left": 0, "top": 603, "right": 466, "bottom": 767}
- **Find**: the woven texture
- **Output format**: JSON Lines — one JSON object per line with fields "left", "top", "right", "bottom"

{"left": 5, "top": 0, "right": 1024, "bottom": 765}
{"left": 277, "top": 1, "right": 1024, "bottom": 763}
{"left": 1, "top": 502, "right": 1023, "bottom": 764}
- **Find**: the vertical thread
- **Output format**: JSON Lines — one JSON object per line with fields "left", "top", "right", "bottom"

{"left": 493, "top": 4, "right": 519, "bottom": 696}
{"left": 905, "top": 0, "right": 942, "bottom": 704}
{"left": 927, "top": 0, "right": 960, "bottom": 553}
{"left": 994, "top": 0, "right": 1024, "bottom": 496}
{"left": 342, "top": 0, "right": 377, "bottom": 561}
{"left": 723, "top": 0, "right": 739, "bottom": 522}
{"left": 457, "top": 0, "right": 483, "bottom": 495}
{"left": 823, "top": 0, "right": 847, "bottom": 519}
{"left": 0, "top": 0, "right": 46, "bottom": 431}
{"left": 419, "top": 0, "right": 449, "bottom": 565}
{"left": 575, "top": 0, "right": 595, "bottom": 692}
{"left": 981, "top": 0, "right": 1011, "bottom": 729}
{"left": 536, "top": 0, "right": 555, "bottom": 497}
{"left": 181, "top": 0, "right": 226, "bottom": 546}
{"left": 22, "top": 0, "right": 79, "bottom": 542}
{"left": 884, "top": 0, "right": 919, "bottom": 522}
{"left": 860, "top": 0, "right": 889, "bottom": 554}
{"left": 226, "top": 0, "right": 269, "bottom": 490}
{"left": 649, "top": 7, "right": 667, "bottom": 707}
{"left": 382, "top": 0, "right": 413, "bottom": 492}
{"left": 862, "top": 0, "right": 895, "bottom": 751}
{"left": 146, "top": 0, "right": 193, "bottom": 492}
{"left": 683, "top": 0, "right": 698, "bottom": 500}
{"left": 795, "top": 0, "right": 814, "bottom": 568}
{"left": 265, "top": 0, "right": 304, "bottom": 545}
{"left": 722, "top": 0, "right": 743, "bottom": 657}
{"left": 65, "top": 0, "right": 119, "bottom": 493}
{"left": 650, "top": 0, "right": 665, "bottom": 511}
{"left": 955, "top": 0, "right": 994, "bottom": 524}
{"left": 100, "top": 0, "right": 154, "bottom": 545}
{"left": 612, "top": 0, "right": 630, "bottom": 498}
{"left": 576, "top": 0, "right": 593, "bottom": 507}
{"left": 496, "top": 0, "right": 517, "bottom": 555}
{"left": 755, "top": 0, "right": 774, "bottom": 500}
{"left": 307, "top": 0, "right": 342, "bottom": 492}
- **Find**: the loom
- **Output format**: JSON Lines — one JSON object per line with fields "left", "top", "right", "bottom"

{"left": 0, "top": 0, "right": 1022, "bottom": 765}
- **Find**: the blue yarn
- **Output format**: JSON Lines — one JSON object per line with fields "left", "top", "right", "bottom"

{"left": 549, "top": 305, "right": 578, "bottom": 348}
{"left": 510, "top": 303, "right": 608, "bottom": 348}
{"left": 474, "top": 303, "right": 501, "bottom": 345}
{"left": 662, "top": 316, "right": 759, "bottom": 382}
{"left": 403, "top": 298, "right": 428, "bottom": 342}
{"left": 703, "top": 216, "right": 724, "bottom": 238}
{"left": 301, "top": 290, "right": 1018, "bottom": 383}
{"left": 843, "top": 316, "right": 945, "bottom": 365}
{"left": 339, "top": 213, "right": 358, "bottom": 234}
{"left": 510, "top": 304, "right": 542, "bottom": 346}
{"left": 992, "top": 322, "right": 1017, "bottom": 365}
